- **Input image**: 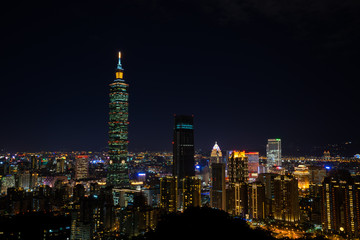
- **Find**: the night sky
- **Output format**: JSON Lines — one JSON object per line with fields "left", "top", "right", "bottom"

{"left": 1, "top": 0, "right": 360, "bottom": 154}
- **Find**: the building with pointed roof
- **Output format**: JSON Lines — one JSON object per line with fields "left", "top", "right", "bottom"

{"left": 107, "top": 52, "right": 130, "bottom": 188}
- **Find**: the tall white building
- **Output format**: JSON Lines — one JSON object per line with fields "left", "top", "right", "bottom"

{"left": 266, "top": 139, "right": 282, "bottom": 168}
{"left": 210, "top": 142, "right": 222, "bottom": 164}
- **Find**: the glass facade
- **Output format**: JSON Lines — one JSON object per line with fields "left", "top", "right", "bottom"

{"left": 107, "top": 52, "right": 130, "bottom": 188}
{"left": 266, "top": 139, "right": 282, "bottom": 168}
{"left": 173, "top": 115, "right": 195, "bottom": 180}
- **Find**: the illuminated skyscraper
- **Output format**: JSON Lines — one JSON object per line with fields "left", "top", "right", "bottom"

{"left": 228, "top": 151, "right": 248, "bottom": 184}
{"left": 107, "top": 52, "right": 130, "bottom": 188}
{"left": 210, "top": 142, "right": 222, "bottom": 164}
{"left": 266, "top": 139, "right": 282, "bottom": 168}
{"left": 210, "top": 142, "right": 226, "bottom": 210}
{"left": 173, "top": 115, "right": 195, "bottom": 180}
{"left": 227, "top": 151, "right": 249, "bottom": 217}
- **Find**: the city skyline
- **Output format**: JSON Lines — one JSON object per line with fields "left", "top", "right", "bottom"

{"left": 2, "top": 1, "right": 360, "bottom": 155}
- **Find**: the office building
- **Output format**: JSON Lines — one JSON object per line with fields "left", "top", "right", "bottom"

{"left": 75, "top": 155, "right": 89, "bottom": 180}
{"left": 248, "top": 182, "right": 266, "bottom": 220}
{"left": 18, "top": 171, "right": 31, "bottom": 190}
{"left": 266, "top": 139, "right": 281, "bottom": 168}
{"left": 56, "top": 157, "right": 66, "bottom": 173}
{"left": 234, "top": 182, "right": 248, "bottom": 217}
{"left": 181, "top": 176, "right": 201, "bottom": 210}
{"left": 30, "top": 155, "right": 39, "bottom": 170}
{"left": 107, "top": 52, "right": 130, "bottom": 188}
{"left": 159, "top": 176, "right": 178, "bottom": 213}
{"left": 209, "top": 142, "right": 226, "bottom": 210}
{"left": 227, "top": 151, "right": 248, "bottom": 217}
{"left": 246, "top": 152, "right": 259, "bottom": 182}
{"left": 1, "top": 175, "right": 15, "bottom": 194}
{"left": 173, "top": 115, "right": 195, "bottom": 180}
{"left": 210, "top": 142, "right": 222, "bottom": 164}
{"left": 210, "top": 162, "right": 226, "bottom": 210}
{"left": 258, "top": 173, "right": 278, "bottom": 217}
{"left": 228, "top": 151, "right": 248, "bottom": 184}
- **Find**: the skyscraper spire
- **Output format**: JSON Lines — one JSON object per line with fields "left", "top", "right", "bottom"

{"left": 117, "top": 51, "right": 123, "bottom": 70}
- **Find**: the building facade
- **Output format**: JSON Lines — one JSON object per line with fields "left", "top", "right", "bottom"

{"left": 181, "top": 176, "right": 201, "bottom": 210}
{"left": 173, "top": 115, "right": 195, "bottom": 180}
{"left": 159, "top": 176, "right": 178, "bottom": 213}
{"left": 320, "top": 170, "right": 360, "bottom": 238}
{"left": 248, "top": 182, "right": 266, "bottom": 220}
{"left": 273, "top": 175, "right": 300, "bottom": 223}
{"left": 210, "top": 162, "right": 226, "bottom": 210}
{"left": 227, "top": 151, "right": 248, "bottom": 184}
{"left": 227, "top": 151, "right": 248, "bottom": 217}
{"left": 266, "top": 139, "right": 282, "bottom": 168}
{"left": 75, "top": 155, "right": 89, "bottom": 180}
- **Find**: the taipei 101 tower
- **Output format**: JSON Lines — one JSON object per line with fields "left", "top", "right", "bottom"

{"left": 107, "top": 52, "right": 130, "bottom": 188}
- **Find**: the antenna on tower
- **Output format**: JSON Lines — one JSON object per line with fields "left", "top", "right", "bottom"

{"left": 117, "top": 51, "right": 123, "bottom": 70}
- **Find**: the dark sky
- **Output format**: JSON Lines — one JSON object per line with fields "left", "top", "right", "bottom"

{"left": 1, "top": 0, "right": 360, "bottom": 154}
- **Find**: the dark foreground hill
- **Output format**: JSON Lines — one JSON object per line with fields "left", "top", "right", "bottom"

{"left": 142, "top": 207, "right": 274, "bottom": 240}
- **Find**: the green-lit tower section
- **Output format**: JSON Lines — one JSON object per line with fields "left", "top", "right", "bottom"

{"left": 107, "top": 51, "right": 130, "bottom": 188}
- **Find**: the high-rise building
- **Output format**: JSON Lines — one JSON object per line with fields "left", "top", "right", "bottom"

{"left": 246, "top": 152, "right": 259, "bottom": 182}
{"left": 75, "top": 155, "right": 89, "bottom": 180}
{"left": 273, "top": 174, "right": 300, "bottom": 223}
{"left": 107, "top": 52, "right": 130, "bottom": 188}
{"left": 210, "top": 162, "right": 226, "bottom": 210}
{"left": 293, "top": 165, "right": 310, "bottom": 194}
{"left": 159, "top": 176, "right": 178, "bottom": 213}
{"left": 173, "top": 115, "right": 195, "bottom": 180}
{"left": 210, "top": 142, "right": 226, "bottom": 210}
{"left": 56, "top": 157, "right": 66, "bottom": 173}
{"left": 308, "top": 183, "right": 322, "bottom": 225}
{"left": 210, "top": 142, "right": 222, "bottom": 164}
{"left": 228, "top": 151, "right": 248, "bottom": 184}
{"left": 181, "top": 176, "right": 201, "bottom": 210}
{"left": 266, "top": 139, "right": 282, "bottom": 168}
{"left": 248, "top": 182, "right": 266, "bottom": 220}
{"left": 30, "top": 155, "right": 39, "bottom": 170}
{"left": 234, "top": 182, "right": 248, "bottom": 217}
{"left": 19, "top": 171, "right": 30, "bottom": 190}
{"left": 227, "top": 151, "right": 249, "bottom": 217}
{"left": 1, "top": 175, "right": 15, "bottom": 194}
{"left": 258, "top": 173, "right": 279, "bottom": 217}
{"left": 320, "top": 170, "right": 360, "bottom": 238}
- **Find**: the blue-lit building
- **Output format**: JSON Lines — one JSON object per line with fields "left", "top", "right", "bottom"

{"left": 107, "top": 52, "right": 130, "bottom": 188}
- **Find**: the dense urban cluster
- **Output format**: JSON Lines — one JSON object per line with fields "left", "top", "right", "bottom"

{"left": 0, "top": 146, "right": 359, "bottom": 239}
{"left": 1, "top": 53, "right": 359, "bottom": 240}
